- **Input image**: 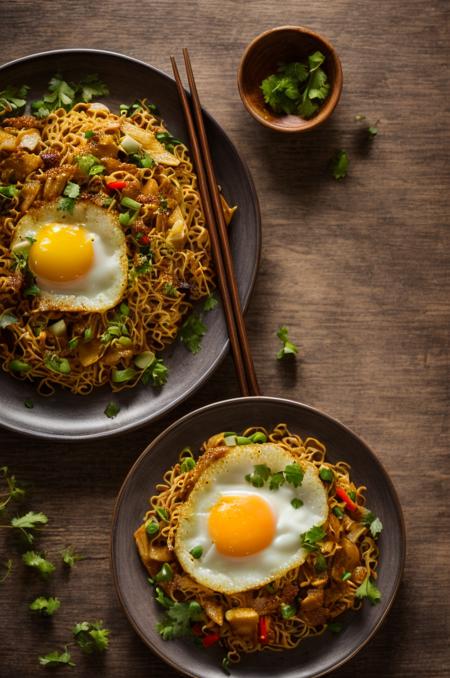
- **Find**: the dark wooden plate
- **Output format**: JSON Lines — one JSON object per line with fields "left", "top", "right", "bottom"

{"left": 111, "top": 396, "right": 405, "bottom": 678}
{"left": 0, "top": 49, "right": 261, "bottom": 440}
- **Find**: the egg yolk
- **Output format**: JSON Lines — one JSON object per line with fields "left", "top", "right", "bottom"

{"left": 28, "top": 223, "right": 94, "bottom": 282}
{"left": 208, "top": 494, "right": 276, "bottom": 557}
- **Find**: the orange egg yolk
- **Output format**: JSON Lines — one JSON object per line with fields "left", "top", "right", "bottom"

{"left": 208, "top": 494, "right": 276, "bottom": 557}
{"left": 28, "top": 223, "right": 94, "bottom": 282}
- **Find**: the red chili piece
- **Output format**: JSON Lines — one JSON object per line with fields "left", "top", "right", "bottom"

{"left": 140, "top": 235, "right": 150, "bottom": 245}
{"left": 335, "top": 486, "right": 358, "bottom": 512}
{"left": 201, "top": 632, "right": 221, "bottom": 648}
{"left": 106, "top": 180, "right": 127, "bottom": 190}
{"left": 258, "top": 615, "right": 268, "bottom": 643}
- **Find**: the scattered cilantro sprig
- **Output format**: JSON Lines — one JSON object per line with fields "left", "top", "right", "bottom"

{"left": 58, "top": 181, "right": 80, "bottom": 213}
{"left": 61, "top": 545, "right": 83, "bottom": 568}
{"left": 32, "top": 74, "right": 109, "bottom": 118}
{"left": 73, "top": 620, "right": 110, "bottom": 654}
{"left": 156, "top": 599, "right": 203, "bottom": 640}
{"left": 29, "top": 596, "right": 61, "bottom": 616}
{"left": 39, "top": 646, "right": 75, "bottom": 667}
{"left": 355, "top": 575, "right": 381, "bottom": 605}
{"left": 300, "top": 525, "right": 326, "bottom": 552}
{"left": 329, "top": 150, "right": 349, "bottom": 180}
{"left": 361, "top": 510, "right": 383, "bottom": 538}
{"left": 245, "top": 461, "right": 304, "bottom": 490}
{"left": 179, "top": 312, "right": 207, "bottom": 354}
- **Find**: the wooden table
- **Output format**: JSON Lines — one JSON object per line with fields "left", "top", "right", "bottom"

{"left": 1, "top": 1, "right": 448, "bottom": 676}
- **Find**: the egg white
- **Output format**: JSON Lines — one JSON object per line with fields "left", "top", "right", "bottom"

{"left": 175, "top": 443, "right": 329, "bottom": 594}
{"left": 12, "top": 200, "right": 127, "bottom": 312}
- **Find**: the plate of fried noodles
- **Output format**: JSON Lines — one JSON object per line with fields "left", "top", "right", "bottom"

{"left": 0, "top": 50, "right": 260, "bottom": 439}
{"left": 111, "top": 396, "right": 405, "bottom": 678}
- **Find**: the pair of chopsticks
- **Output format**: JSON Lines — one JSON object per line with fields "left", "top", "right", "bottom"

{"left": 171, "top": 49, "right": 260, "bottom": 397}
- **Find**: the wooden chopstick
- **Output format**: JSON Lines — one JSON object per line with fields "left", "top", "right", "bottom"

{"left": 170, "top": 53, "right": 260, "bottom": 397}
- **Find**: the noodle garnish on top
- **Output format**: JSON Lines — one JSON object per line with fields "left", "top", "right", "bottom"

{"left": 134, "top": 424, "right": 382, "bottom": 670}
{"left": 0, "top": 76, "right": 234, "bottom": 395}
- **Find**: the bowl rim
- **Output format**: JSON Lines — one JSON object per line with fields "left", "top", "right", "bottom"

{"left": 237, "top": 24, "right": 343, "bottom": 133}
{"left": 110, "top": 394, "right": 406, "bottom": 677}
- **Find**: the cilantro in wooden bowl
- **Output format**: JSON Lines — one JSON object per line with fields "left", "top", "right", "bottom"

{"left": 238, "top": 25, "right": 343, "bottom": 133}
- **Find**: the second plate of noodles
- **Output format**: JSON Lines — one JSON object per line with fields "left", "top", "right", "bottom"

{"left": 111, "top": 396, "right": 405, "bottom": 678}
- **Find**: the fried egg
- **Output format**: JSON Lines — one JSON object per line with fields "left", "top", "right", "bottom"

{"left": 11, "top": 200, "right": 127, "bottom": 312}
{"left": 175, "top": 443, "right": 329, "bottom": 594}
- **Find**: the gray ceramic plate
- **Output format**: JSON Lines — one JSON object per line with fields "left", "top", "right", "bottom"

{"left": 111, "top": 396, "right": 405, "bottom": 678}
{"left": 0, "top": 49, "right": 261, "bottom": 440}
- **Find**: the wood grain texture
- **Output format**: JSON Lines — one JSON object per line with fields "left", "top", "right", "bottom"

{"left": 0, "top": 0, "right": 449, "bottom": 676}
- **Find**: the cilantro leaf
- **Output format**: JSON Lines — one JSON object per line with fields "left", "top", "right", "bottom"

{"left": 269, "top": 471, "right": 285, "bottom": 491}
{"left": 155, "top": 131, "right": 182, "bottom": 152}
{"left": 330, "top": 150, "right": 349, "bottom": 180}
{"left": 39, "top": 646, "right": 75, "bottom": 667}
{"left": 284, "top": 462, "right": 304, "bottom": 487}
{"left": 61, "top": 545, "right": 83, "bottom": 568}
{"left": 156, "top": 600, "right": 203, "bottom": 640}
{"left": 300, "top": 525, "right": 326, "bottom": 552}
{"left": 78, "top": 74, "right": 109, "bottom": 103}
{"left": 0, "top": 84, "right": 29, "bottom": 117}
{"left": 58, "top": 181, "right": 80, "bottom": 213}
{"left": 355, "top": 575, "right": 381, "bottom": 605}
{"left": 0, "top": 466, "right": 25, "bottom": 511}
{"left": 29, "top": 596, "right": 60, "bottom": 616}
{"left": 361, "top": 510, "right": 383, "bottom": 538}
{"left": 32, "top": 73, "right": 108, "bottom": 118}
{"left": 104, "top": 401, "right": 120, "bottom": 419}
{"left": 203, "top": 293, "right": 219, "bottom": 312}
{"left": 0, "top": 184, "right": 19, "bottom": 200}
{"left": 245, "top": 464, "right": 271, "bottom": 488}
{"left": 22, "top": 551, "right": 55, "bottom": 578}
{"left": 179, "top": 313, "right": 207, "bottom": 354}
{"left": 73, "top": 620, "right": 110, "bottom": 654}
{"left": 11, "top": 511, "right": 48, "bottom": 530}
{"left": 141, "top": 357, "right": 168, "bottom": 387}
{"left": 276, "top": 325, "right": 298, "bottom": 359}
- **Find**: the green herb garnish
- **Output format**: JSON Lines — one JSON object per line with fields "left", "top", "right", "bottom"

{"left": 155, "top": 131, "right": 182, "bottom": 152}
{"left": 73, "top": 620, "right": 110, "bottom": 654}
{"left": 189, "top": 545, "right": 203, "bottom": 559}
{"left": 29, "top": 596, "right": 60, "bottom": 616}
{"left": 280, "top": 603, "right": 296, "bottom": 619}
{"left": 22, "top": 551, "right": 55, "bottom": 578}
{"left": 0, "top": 311, "right": 18, "bottom": 328}
{"left": 32, "top": 73, "right": 109, "bottom": 118}
{"left": 0, "top": 84, "right": 29, "bottom": 117}
{"left": 203, "top": 293, "right": 218, "bottom": 311}
{"left": 291, "top": 497, "right": 304, "bottom": 509}
{"left": 44, "top": 354, "right": 71, "bottom": 374}
{"left": 156, "top": 600, "right": 203, "bottom": 640}
{"left": 145, "top": 520, "right": 159, "bottom": 536}
{"left": 284, "top": 463, "right": 304, "bottom": 487}
{"left": 300, "top": 525, "right": 326, "bottom": 552}
{"left": 276, "top": 326, "right": 298, "bottom": 359}
{"left": 58, "top": 181, "right": 80, "bottom": 213}
{"left": 319, "top": 467, "right": 334, "bottom": 482}
{"left": 361, "top": 511, "right": 383, "bottom": 538}
{"left": 355, "top": 575, "right": 381, "bottom": 605}
{"left": 61, "top": 545, "right": 83, "bottom": 568}
{"left": 245, "top": 464, "right": 271, "bottom": 488}
{"left": 155, "top": 563, "right": 173, "bottom": 582}
{"left": 179, "top": 313, "right": 207, "bottom": 354}
{"left": 329, "top": 150, "right": 349, "bottom": 180}
{"left": 104, "top": 401, "right": 120, "bottom": 419}
{"left": 39, "top": 646, "right": 75, "bottom": 667}
{"left": 260, "top": 53, "right": 330, "bottom": 119}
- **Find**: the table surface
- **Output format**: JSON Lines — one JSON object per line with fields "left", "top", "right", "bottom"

{"left": 1, "top": 1, "right": 448, "bottom": 677}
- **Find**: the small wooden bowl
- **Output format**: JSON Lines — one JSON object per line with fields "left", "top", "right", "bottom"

{"left": 238, "top": 25, "right": 343, "bottom": 133}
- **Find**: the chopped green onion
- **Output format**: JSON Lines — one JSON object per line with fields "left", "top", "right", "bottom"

{"left": 44, "top": 354, "right": 71, "bottom": 374}
{"left": 156, "top": 507, "right": 169, "bottom": 522}
{"left": 319, "top": 467, "right": 334, "bottom": 482}
{"left": 68, "top": 337, "right": 79, "bottom": 350}
{"left": 224, "top": 435, "right": 237, "bottom": 446}
{"left": 341, "top": 571, "right": 352, "bottom": 581}
{"left": 145, "top": 520, "right": 159, "bottom": 536}
{"left": 48, "top": 319, "right": 67, "bottom": 336}
{"left": 223, "top": 431, "right": 236, "bottom": 437}
{"left": 134, "top": 351, "right": 155, "bottom": 370}
{"left": 117, "top": 336, "right": 132, "bottom": 347}
{"left": 291, "top": 498, "right": 304, "bottom": 509}
{"left": 333, "top": 506, "right": 344, "bottom": 519}
{"left": 10, "top": 359, "right": 31, "bottom": 373}
{"left": 104, "top": 402, "right": 120, "bottom": 419}
{"left": 83, "top": 327, "right": 93, "bottom": 342}
{"left": 24, "top": 398, "right": 34, "bottom": 409}
{"left": 328, "top": 622, "right": 343, "bottom": 633}
{"left": 111, "top": 367, "right": 137, "bottom": 383}
{"left": 189, "top": 545, "right": 203, "bottom": 559}
{"left": 280, "top": 603, "right": 296, "bottom": 619}
{"left": 250, "top": 432, "right": 267, "bottom": 444}
{"left": 155, "top": 563, "right": 173, "bottom": 582}
{"left": 0, "top": 311, "right": 18, "bottom": 328}
{"left": 120, "top": 134, "right": 142, "bottom": 154}
{"left": 84, "top": 130, "right": 95, "bottom": 139}
{"left": 119, "top": 212, "right": 130, "bottom": 227}
{"left": 180, "top": 457, "right": 196, "bottom": 473}
{"left": 121, "top": 196, "right": 141, "bottom": 210}
{"left": 236, "top": 435, "right": 253, "bottom": 445}
{"left": 348, "top": 490, "right": 357, "bottom": 501}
